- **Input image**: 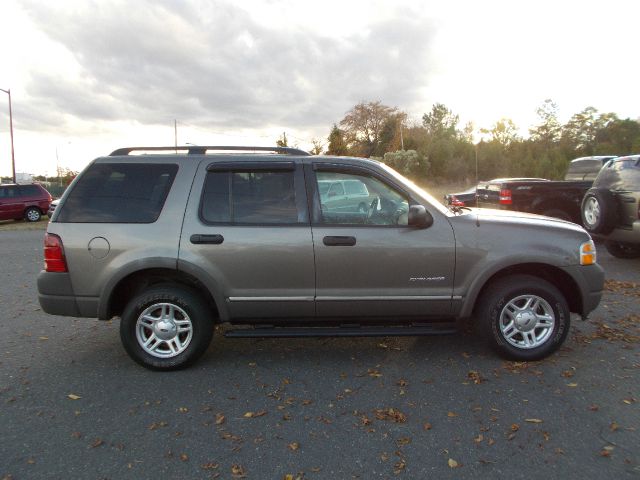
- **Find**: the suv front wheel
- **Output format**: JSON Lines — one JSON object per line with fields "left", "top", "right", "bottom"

{"left": 477, "top": 275, "right": 570, "bottom": 361}
{"left": 120, "top": 285, "right": 214, "bottom": 370}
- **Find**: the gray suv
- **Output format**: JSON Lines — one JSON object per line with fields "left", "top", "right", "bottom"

{"left": 582, "top": 155, "right": 640, "bottom": 258}
{"left": 38, "top": 146, "right": 604, "bottom": 370}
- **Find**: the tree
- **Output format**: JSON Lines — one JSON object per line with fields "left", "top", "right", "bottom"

{"left": 422, "top": 103, "right": 459, "bottom": 139}
{"left": 482, "top": 118, "right": 520, "bottom": 147}
{"left": 561, "top": 107, "right": 609, "bottom": 155}
{"left": 339, "top": 101, "right": 400, "bottom": 157}
{"left": 382, "top": 150, "right": 424, "bottom": 176}
{"left": 326, "top": 124, "right": 349, "bottom": 156}
{"left": 276, "top": 132, "right": 288, "bottom": 147}
{"left": 529, "top": 99, "right": 561, "bottom": 148}
{"left": 310, "top": 138, "right": 324, "bottom": 155}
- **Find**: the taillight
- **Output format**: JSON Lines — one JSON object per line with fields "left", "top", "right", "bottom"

{"left": 451, "top": 196, "right": 465, "bottom": 207}
{"left": 44, "top": 233, "right": 68, "bottom": 272}
{"left": 499, "top": 188, "right": 512, "bottom": 205}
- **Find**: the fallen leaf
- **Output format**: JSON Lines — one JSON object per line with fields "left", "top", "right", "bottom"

{"left": 474, "top": 434, "right": 484, "bottom": 443}
{"left": 179, "top": 453, "right": 188, "bottom": 461}
{"left": 610, "top": 422, "right": 619, "bottom": 432}
{"left": 394, "top": 458, "right": 406, "bottom": 474}
{"left": 90, "top": 438, "right": 104, "bottom": 448}
{"left": 287, "top": 442, "right": 299, "bottom": 451}
{"left": 178, "top": 407, "right": 188, "bottom": 413}
{"left": 567, "top": 383, "right": 578, "bottom": 388}
{"left": 423, "top": 422, "right": 432, "bottom": 431}
{"left": 525, "top": 419, "right": 543, "bottom": 424}
{"left": 467, "top": 371, "right": 485, "bottom": 384}
{"left": 231, "top": 464, "right": 246, "bottom": 477}
{"left": 201, "top": 463, "right": 219, "bottom": 470}
{"left": 448, "top": 458, "right": 459, "bottom": 468}
{"left": 511, "top": 424, "right": 520, "bottom": 432}
{"left": 447, "top": 412, "right": 458, "bottom": 418}
{"left": 243, "top": 410, "right": 267, "bottom": 418}
{"left": 215, "top": 413, "right": 225, "bottom": 425}
{"left": 67, "top": 394, "right": 81, "bottom": 400}
{"left": 396, "top": 437, "right": 411, "bottom": 446}
{"left": 374, "top": 408, "right": 406, "bottom": 423}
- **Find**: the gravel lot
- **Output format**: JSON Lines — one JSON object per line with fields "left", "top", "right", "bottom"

{"left": 1, "top": 229, "right": 638, "bottom": 479}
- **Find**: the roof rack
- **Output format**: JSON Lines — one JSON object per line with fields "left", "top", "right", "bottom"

{"left": 109, "top": 146, "right": 311, "bottom": 156}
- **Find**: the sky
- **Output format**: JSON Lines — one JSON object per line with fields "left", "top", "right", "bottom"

{"left": 0, "top": 0, "right": 638, "bottom": 177}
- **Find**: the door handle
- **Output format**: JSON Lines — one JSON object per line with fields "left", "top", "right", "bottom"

{"left": 323, "top": 236, "right": 356, "bottom": 246}
{"left": 190, "top": 234, "right": 224, "bottom": 245}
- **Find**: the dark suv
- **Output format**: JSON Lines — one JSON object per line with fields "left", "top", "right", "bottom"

{"left": 0, "top": 183, "right": 52, "bottom": 222}
{"left": 38, "top": 146, "right": 604, "bottom": 370}
{"left": 582, "top": 155, "right": 640, "bottom": 258}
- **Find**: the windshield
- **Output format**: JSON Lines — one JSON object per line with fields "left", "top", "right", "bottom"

{"left": 379, "top": 163, "right": 450, "bottom": 215}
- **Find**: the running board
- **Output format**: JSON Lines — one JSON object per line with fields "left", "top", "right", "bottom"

{"left": 224, "top": 324, "right": 457, "bottom": 338}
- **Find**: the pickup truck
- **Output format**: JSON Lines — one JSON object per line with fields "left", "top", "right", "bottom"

{"left": 476, "top": 156, "right": 616, "bottom": 223}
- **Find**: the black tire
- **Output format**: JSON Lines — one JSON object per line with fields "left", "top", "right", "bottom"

{"left": 476, "top": 274, "right": 570, "bottom": 361}
{"left": 541, "top": 208, "right": 572, "bottom": 222}
{"left": 24, "top": 207, "right": 41, "bottom": 222}
{"left": 605, "top": 241, "right": 640, "bottom": 259}
{"left": 581, "top": 189, "right": 617, "bottom": 234}
{"left": 120, "top": 285, "right": 214, "bottom": 370}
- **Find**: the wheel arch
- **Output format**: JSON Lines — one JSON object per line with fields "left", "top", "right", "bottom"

{"left": 100, "top": 267, "right": 222, "bottom": 322}
{"left": 463, "top": 263, "right": 583, "bottom": 318}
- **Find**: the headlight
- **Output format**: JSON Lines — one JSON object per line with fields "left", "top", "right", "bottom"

{"left": 580, "top": 240, "right": 596, "bottom": 265}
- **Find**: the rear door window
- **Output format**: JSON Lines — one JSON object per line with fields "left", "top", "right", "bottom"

{"left": 57, "top": 163, "right": 178, "bottom": 223}
{"left": 200, "top": 170, "right": 299, "bottom": 224}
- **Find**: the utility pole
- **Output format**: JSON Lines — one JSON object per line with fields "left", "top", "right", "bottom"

{"left": 400, "top": 123, "right": 404, "bottom": 150}
{"left": 0, "top": 88, "right": 16, "bottom": 183}
{"left": 174, "top": 119, "right": 178, "bottom": 153}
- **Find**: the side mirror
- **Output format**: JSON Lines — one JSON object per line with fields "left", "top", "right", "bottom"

{"left": 408, "top": 204, "right": 433, "bottom": 229}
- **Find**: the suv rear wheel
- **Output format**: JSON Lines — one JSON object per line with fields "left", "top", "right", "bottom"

{"left": 581, "top": 189, "right": 617, "bottom": 234}
{"left": 477, "top": 275, "right": 570, "bottom": 361}
{"left": 120, "top": 285, "right": 214, "bottom": 370}
{"left": 605, "top": 240, "right": 640, "bottom": 259}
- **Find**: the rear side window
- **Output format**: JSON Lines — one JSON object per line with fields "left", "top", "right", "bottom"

{"left": 18, "top": 185, "right": 41, "bottom": 196}
{"left": 200, "top": 170, "right": 298, "bottom": 224}
{"left": 57, "top": 163, "right": 178, "bottom": 223}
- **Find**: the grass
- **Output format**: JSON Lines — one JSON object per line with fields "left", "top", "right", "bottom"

{"left": 0, "top": 217, "right": 50, "bottom": 232}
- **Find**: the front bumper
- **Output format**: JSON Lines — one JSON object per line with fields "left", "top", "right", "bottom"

{"left": 560, "top": 263, "right": 605, "bottom": 318}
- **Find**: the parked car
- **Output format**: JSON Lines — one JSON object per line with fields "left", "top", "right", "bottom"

{"left": 318, "top": 178, "right": 375, "bottom": 214}
{"left": 581, "top": 155, "right": 640, "bottom": 258}
{"left": 444, "top": 186, "right": 477, "bottom": 207}
{"left": 0, "top": 183, "right": 52, "bottom": 222}
{"left": 564, "top": 156, "right": 618, "bottom": 181}
{"left": 47, "top": 199, "right": 60, "bottom": 218}
{"left": 445, "top": 179, "right": 548, "bottom": 207}
{"left": 38, "top": 146, "right": 604, "bottom": 370}
{"left": 476, "top": 157, "right": 616, "bottom": 222}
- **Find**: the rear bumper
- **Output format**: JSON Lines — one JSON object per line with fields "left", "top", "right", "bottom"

{"left": 560, "top": 263, "right": 605, "bottom": 318}
{"left": 595, "top": 220, "right": 640, "bottom": 245}
{"left": 37, "top": 271, "right": 98, "bottom": 318}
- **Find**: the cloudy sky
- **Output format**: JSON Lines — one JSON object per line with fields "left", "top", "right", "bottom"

{"left": 0, "top": 0, "right": 638, "bottom": 177}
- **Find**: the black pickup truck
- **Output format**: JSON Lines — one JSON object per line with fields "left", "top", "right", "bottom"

{"left": 476, "top": 156, "right": 616, "bottom": 223}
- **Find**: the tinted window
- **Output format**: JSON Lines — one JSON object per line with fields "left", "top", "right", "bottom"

{"left": 0, "top": 186, "right": 16, "bottom": 198}
{"left": 200, "top": 170, "right": 298, "bottom": 224}
{"left": 18, "top": 185, "right": 41, "bottom": 196}
{"left": 57, "top": 163, "right": 178, "bottom": 223}
{"left": 316, "top": 171, "right": 409, "bottom": 226}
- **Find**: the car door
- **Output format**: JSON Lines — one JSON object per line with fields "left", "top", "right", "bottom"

{"left": 306, "top": 163, "right": 456, "bottom": 319}
{"left": 0, "top": 185, "right": 20, "bottom": 220}
{"left": 179, "top": 159, "right": 315, "bottom": 320}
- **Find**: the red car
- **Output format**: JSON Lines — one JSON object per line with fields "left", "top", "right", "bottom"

{"left": 0, "top": 183, "right": 52, "bottom": 222}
